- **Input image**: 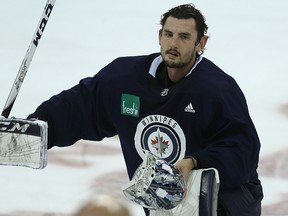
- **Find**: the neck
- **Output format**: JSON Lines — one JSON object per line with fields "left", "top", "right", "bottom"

{"left": 167, "top": 59, "right": 196, "bottom": 82}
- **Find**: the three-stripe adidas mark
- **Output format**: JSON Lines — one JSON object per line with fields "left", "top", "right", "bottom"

{"left": 184, "top": 103, "right": 195, "bottom": 113}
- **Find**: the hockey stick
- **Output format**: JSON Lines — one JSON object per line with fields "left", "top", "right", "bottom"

{"left": 1, "top": 0, "right": 56, "bottom": 118}
{"left": 0, "top": 0, "right": 56, "bottom": 169}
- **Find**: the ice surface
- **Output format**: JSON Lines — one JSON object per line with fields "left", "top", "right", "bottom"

{"left": 0, "top": 0, "right": 288, "bottom": 215}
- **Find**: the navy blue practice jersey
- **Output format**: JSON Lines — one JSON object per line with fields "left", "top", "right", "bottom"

{"left": 29, "top": 53, "right": 261, "bottom": 189}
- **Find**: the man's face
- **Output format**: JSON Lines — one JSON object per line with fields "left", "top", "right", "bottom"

{"left": 159, "top": 17, "right": 199, "bottom": 69}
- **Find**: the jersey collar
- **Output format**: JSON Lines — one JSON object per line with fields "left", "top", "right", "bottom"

{"left": 148, "top": 54, "right": 203, "bottom": 78}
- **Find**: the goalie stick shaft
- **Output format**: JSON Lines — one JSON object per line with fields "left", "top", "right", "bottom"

{"left": 1, "top": 0, "right": 56, "bottom": 118}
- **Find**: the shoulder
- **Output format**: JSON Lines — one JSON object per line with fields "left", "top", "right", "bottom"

{"left": 193, "top": 57, "right": 240, "bottom": 91}
{"left": 188, "top": 57, "right": 247, "bottom": 104}
{"left": 98, "top": 53, "right": 160, "bottom": 77}
{"left": 90, "top": 53, "right": 160, "bottom": 90}
{"left": 196, "top": 58, "right": 234, "bottom": 81}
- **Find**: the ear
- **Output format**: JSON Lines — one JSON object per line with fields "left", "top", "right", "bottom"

{"left": 195, "top": 35, "right": 208, "bottom": 52}
{"left": 158, "top": 29, "right": 163, "bottom": 45}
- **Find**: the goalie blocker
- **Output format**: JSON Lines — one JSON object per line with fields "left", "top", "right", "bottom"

{"left": 0, "top": 117, "right": 48, "bottom": 169}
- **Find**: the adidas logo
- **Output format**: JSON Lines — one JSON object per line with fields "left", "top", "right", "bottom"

{"left": 184, "top": 103, "right": 195, "bottom": 113}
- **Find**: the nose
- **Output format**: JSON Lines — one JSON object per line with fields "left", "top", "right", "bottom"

{"left": 170, "top": 35, "right": 179, "bottom": 47}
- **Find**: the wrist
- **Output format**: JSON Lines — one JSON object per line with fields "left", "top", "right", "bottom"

{"left": 184, "top": 156, "right": 197, "bottom": 169}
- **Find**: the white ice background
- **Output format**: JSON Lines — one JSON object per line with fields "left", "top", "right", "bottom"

{"left": 0, "top": 0, "right": 288, "bottom": 215}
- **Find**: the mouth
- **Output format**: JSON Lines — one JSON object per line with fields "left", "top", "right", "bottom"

{"left": 166, "top": 50, "right": 180, "bottom": 57}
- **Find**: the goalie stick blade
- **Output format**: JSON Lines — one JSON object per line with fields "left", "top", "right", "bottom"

{"left": 0, "top": 117, "right": 48, "bottom": 169}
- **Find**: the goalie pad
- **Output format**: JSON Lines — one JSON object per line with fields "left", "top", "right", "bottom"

{"left": 150, "top": 168, "right": 220, "bottom": 216}
{"left": 0, "top": 117, "right": 48, "bottom": 169}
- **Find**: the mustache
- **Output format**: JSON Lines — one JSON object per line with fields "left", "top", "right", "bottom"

{"left": 166, "top": 49, "right": 180, "bottom": 56}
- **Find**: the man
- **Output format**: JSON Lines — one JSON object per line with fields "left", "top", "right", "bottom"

{"left": 28, "top": 4, "right": 263, "bottom": 216}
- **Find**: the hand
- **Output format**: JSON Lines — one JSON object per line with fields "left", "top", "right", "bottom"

{"left": 175, "top": 158, "right": 195, "bottom": 184}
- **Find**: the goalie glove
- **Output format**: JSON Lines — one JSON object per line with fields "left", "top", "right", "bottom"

{"left": 0, "top": 117, "right": 48, "bottom": 169}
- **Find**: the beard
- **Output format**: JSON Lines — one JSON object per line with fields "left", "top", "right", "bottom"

{"left": 163, "top": 59, "right": 188, "bottom": 68}
{"left": 162, "top": 49, "right": 196, "bottom": 69}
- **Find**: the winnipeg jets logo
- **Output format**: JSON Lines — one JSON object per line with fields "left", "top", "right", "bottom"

{"left": 134, "top": 115, "right": 186, "bottom": 164}
{"left": 151, "top": 128, "right": 169, "bottom": 157}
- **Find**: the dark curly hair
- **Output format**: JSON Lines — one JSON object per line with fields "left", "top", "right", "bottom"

{"left": 160, "top": 4, "right": 208, "bottom": 43}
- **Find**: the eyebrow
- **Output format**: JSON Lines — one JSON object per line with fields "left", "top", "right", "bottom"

{"left": 163, "top": 29, "right": 192, "bottom": 37}
{"left": 179, "top": 32, "right": 191, "bottom": 37}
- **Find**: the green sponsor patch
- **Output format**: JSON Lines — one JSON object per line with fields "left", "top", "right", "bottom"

{"left": 121, "top": 94, "right": 140, "bottom": 117}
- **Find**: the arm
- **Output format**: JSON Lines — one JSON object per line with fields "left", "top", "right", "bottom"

{"left": 28, "top": 74, "right": 117, "bottom": 149}
{"left": 188, "top": 80, "right": 261, "bottom": 189}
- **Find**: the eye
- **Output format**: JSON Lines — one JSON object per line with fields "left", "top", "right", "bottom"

{"left": 163, "top": 30, "right": 173, "bottom": 38}
{"left": 180, "top": 34, "right": 190, "bottom": 40}
{"left": 164, "top": 31, "right": 173, "bottom": 38}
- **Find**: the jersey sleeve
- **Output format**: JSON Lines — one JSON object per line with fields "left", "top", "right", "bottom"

{"left": 189, "top": 78, "right": 261, "bottom": 189}
{"left": 28, "top": 72, "right": 117, "bottom": 149}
